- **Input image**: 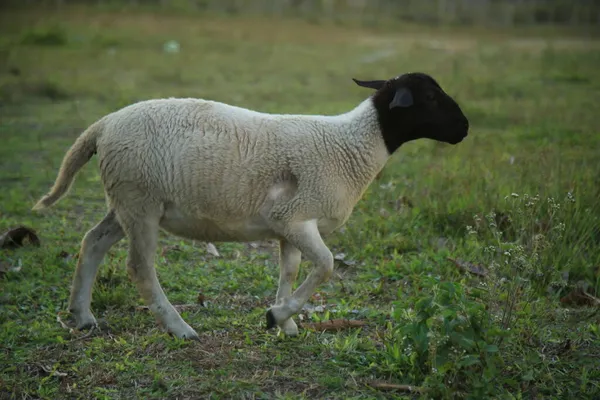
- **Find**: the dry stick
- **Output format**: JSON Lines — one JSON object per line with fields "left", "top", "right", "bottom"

{"left": 70, "top": 325, "right": 97, "bottom": 342}
{"left": 56, "top": 311, "right": 97, "bottom": 341}
{"left": 369, "top": 381, "right": 427, "bottom": 393}
{"left": 56, "top": 312, "right": 74, "bottom": 334}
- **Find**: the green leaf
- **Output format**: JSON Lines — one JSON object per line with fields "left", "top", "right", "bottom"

{"left": 458, "top": 355, "right": 481, "bottom": 367}
{"left": 486, "top": 344, "right": 499, "bottom": 353}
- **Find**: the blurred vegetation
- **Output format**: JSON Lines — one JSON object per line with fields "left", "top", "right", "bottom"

{"left": 5, "top": 0, "right": 600, "bottom": 27}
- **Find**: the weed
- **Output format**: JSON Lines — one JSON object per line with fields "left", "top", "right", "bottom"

{"left": 20, "top": 25, "right": 68, "bottom": 47}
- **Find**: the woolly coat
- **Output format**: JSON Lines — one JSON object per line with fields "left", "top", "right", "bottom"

{"left": 36, "top": 97, "right": 389, "bottom": 241}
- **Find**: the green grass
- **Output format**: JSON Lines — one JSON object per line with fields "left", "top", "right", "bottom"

{"left": 1, "top": 5, "right": 599, "bottom": 400}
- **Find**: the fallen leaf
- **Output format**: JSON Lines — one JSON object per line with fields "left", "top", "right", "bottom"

{"left": 301, "top": 319, "right": 366, "bottom": 332}
{"left": 369, "top": 381, "right": 426, "bottom": 393}
{"left": 447, "top": 257, "right": 488, "bottom": 278}
{"left": 206, "top": 243, "right": 220, "bottom": 257}
{"left": 197, "top": 292, "right": 206, "bottom": 306}
{"left": 560, "top": 287, "right": 600, "bottom": 307}
{"left": 0, "top": 226, "right": 40, "bottom": 249}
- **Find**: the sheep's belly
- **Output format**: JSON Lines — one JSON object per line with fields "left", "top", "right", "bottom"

{"left": 159, "top": 205, "right": 345, "bottom": 242}
{"left": 159, "top": 205, "right": 280, "bottom": 242}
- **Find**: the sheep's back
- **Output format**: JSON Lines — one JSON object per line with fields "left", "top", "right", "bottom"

{"left": 97, "top": 98, "right": 288, "bottom": 220}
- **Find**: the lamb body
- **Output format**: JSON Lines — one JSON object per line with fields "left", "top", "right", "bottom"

{"left": 98, "top": 97, "right": 388, "bottom": 242}
{"left": 33, "top": 72, "right": 469, "bottom": 340}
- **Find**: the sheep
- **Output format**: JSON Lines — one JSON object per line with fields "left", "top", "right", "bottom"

{"left": 32, "top": 72, "right": 469, "bottom": 340}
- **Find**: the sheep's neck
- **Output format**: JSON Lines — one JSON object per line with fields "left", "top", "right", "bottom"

{"left": 324, "top": 105, "right": 390, "bottom": 193}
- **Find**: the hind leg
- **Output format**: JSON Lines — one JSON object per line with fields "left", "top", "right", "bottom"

{"left": 274, "top": 240, "right": 301, "bottom": 335}
{"left": 117, "top": 208, "right": 199, "bottom": 340}
{"left": 69, "top": 209, "right": 125, "bottom": 329}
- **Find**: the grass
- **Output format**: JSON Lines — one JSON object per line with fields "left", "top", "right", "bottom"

{"left": 1, "top": 5, "right": 599, "bottom": 399}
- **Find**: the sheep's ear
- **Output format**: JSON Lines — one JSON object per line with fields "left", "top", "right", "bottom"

{"left": 389, "top": 87, "right": 413, "bottom": 109}
{"left": 352, "top": 78, "right": 386, "bottom": 90}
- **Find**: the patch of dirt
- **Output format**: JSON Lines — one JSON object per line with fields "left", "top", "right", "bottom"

{"left": 176, "top": 331, "right": 238, "bottom": 371}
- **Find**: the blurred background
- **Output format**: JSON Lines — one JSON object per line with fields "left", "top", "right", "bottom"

{"left": 6, "top": 0, "right": 600, "bottom": 27}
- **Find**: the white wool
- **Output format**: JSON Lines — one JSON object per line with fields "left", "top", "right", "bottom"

{"left": 33, "top": 96, "right": 391, "bottom": 339}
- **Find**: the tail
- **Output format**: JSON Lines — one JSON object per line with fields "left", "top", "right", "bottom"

{"left": 32, "top": 120, "right": 104, "bottom": 210}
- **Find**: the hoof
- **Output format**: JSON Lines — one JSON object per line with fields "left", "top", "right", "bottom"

{"left": 76, "top": 320, "right": 97, "bottom": 331}
{"left": 166, "top": 320, "right": 200, "bottom": 340}
{"left": 169, "top": 330, "right": 200, "bottom": 341}
{"left": 180, "top": 332, "right": 201, "bottom": 341}
{"left": 280, "top": 318, "right": 299, "bottom": 336}
{"left": 265, "top": 309, "right": 276, "bottom": 330}
{"left": 71, "top": 310, "right": 98, "bottom": 331}
{"left": 168, "top": 324, "right": 200, "bottom": 341}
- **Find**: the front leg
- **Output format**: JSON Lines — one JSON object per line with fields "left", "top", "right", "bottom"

{"left": 267, "top": 220, "right": 333, "bottom": 334}
{"left": 271, "top": 240, "right": 301, "bottom": 335}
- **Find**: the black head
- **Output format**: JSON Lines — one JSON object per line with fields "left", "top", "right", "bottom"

{"left": 353, "top": 72, "right": 469, "bottom": 154}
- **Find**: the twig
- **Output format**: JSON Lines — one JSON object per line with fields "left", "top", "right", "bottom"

{"left": 56, "top": 312, "right": 74, "bottom": 334}
{"left": 37, "top": 363, "right": 67, "bottom": 377}
{"left": 70, "top": 325, "right": 97, "bottom": 342}
{"left": 369, "top": 381, "right": 427, "bottom": 393}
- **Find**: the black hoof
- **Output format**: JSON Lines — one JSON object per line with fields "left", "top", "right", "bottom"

{"left": 77, "top": 321, "right": 96, "bottom": 331}
{"left": 265, "top": 309, "right": 276, "bottom": 330}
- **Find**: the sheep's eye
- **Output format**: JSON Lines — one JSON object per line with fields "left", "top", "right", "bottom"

{"left": 426, "top": 93, "right": 436, "bottom": 102}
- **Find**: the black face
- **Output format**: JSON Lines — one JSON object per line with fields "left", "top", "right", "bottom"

{"left": 353, "top": 72, "right": 469, "bottom": 154}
